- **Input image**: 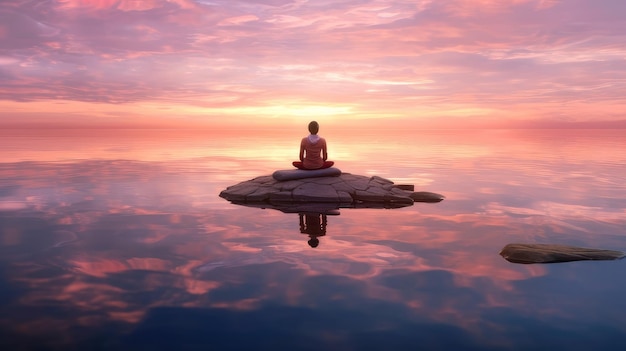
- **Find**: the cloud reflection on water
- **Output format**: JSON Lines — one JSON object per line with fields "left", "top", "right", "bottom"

{"left": 2, "top": 130, "right": 626, "bottom": 349}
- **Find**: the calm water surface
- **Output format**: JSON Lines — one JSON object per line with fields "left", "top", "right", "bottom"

{"left": 1, "top": 129, "right": 626, "bottom": 350}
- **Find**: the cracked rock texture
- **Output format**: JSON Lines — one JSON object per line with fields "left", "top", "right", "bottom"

{"left": 219, "top": 173, "right": 444, "bottom": 206}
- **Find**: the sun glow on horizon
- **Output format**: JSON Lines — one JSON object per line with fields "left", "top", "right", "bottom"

{"left": 1, "top": 0, "right": 626, "bottom": 129}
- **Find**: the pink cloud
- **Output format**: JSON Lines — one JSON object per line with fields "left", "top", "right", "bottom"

{"left": 1, "top": 0, "right": 625, "bottom": 128}
{"left": 54, "top": 0, "right": 197, "bottom": 11}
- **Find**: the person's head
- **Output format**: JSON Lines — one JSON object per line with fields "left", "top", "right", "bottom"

{"left": 308, "top": 121, "right": 319, "bottom": 135}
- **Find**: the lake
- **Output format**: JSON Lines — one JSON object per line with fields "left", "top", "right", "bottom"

{"left": 1, "top": 128, "right": 626, "bottom": 350}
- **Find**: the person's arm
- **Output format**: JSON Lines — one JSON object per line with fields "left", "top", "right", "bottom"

{"left": 322, "top": 139, "right": 328, "bottom": 161}
{"left": 299, "top": 139, "right": 305, "bottom": 161}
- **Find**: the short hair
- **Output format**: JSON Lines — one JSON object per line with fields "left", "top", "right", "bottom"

{"left": 308, "top": 121, "right": 319, "bottom": 134}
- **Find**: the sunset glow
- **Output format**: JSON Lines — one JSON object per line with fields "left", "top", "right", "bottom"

{"left": 2, "top": 0, "right": 626, "bottom": 130}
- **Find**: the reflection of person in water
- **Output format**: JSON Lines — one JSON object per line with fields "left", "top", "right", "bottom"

{"left": 299, "top": 213, "right": 327, "bottom": 248}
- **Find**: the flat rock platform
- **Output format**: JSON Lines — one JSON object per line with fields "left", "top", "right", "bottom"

{"left": 219, "top": 171, "right": 444, "bottom": 208}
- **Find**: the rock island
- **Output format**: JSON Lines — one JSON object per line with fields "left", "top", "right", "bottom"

{"left": 219, "top": 167, "right": 444, "bottom": 208}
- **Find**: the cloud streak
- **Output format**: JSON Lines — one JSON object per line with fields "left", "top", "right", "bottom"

{"left": 1, "top": 0, "right": 626, "bottom": 128}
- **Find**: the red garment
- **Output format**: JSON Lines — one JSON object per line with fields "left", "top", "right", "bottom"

{"left": 300, "top": 136, "right": 327, "bottom": 169}
{"left": 292, "top": 161, "right": 334, "bottom": 170}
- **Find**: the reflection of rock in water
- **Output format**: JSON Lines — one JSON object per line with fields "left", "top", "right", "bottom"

{"left": 219, "top": 172, "right": 444, "bottom": 210}
{"left": 500, "top": 243, "right": 625, "bottom": 264}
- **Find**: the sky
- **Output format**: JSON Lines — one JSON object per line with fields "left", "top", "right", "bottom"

{"left": 1, "top": 0, "right": 626, "bottom": 130}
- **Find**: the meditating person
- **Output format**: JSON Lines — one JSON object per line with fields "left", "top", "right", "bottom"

{"left": 292, "top": 121, "right": 335, "bottom": 170}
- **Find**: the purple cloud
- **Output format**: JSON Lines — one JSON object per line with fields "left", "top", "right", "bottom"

{"left": 1, "top": 0, "right": 625, "bottom": 127}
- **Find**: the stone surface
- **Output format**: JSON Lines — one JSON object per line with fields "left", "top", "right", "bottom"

{"left": 500, "top": 243, "right": 625, "bottom": 264}
{"left": 409, "top": 192, "right": 445, "bottom": 203}
{"left": 219, "top": 172, "right": 445, "bottom": 208}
